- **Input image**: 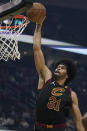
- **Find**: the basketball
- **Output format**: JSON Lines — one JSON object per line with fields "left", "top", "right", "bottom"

{"left": 27, "top": 3, "right": 46, "bottom": 24}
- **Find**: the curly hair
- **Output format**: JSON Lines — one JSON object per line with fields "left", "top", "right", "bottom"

{"left": 54, "top": 59, "right": 77, "bottom": 84}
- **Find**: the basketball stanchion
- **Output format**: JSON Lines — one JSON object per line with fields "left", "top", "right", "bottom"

{"left": 0, "top": 15, "right": 29, "bottom": 61}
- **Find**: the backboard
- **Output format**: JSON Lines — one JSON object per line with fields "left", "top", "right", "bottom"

{"left": 0, "top": 0, "right": 33, "bottom": 22}
{"left": 0, "top": 0, "right": 33, "bottom": 61}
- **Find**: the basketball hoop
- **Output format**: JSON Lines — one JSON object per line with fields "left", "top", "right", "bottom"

{"left": 0, "top": 15, "right": 29, "bottom": 61}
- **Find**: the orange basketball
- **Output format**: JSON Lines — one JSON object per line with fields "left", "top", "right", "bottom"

{"left": 27, "top": 3, "right": 46, "bottom": 24}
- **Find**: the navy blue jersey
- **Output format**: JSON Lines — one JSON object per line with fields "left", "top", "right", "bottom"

{"left": 36, "top": 78, "right": 72, "bottom": 125}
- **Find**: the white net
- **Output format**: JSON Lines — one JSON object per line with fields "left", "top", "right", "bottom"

{"left": 0, "top": 15, "right": 29, "bottom": 61}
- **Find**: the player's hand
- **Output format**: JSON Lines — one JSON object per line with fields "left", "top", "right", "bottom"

{"left": 36, "top": 16, "right": 46, "bottom": 25}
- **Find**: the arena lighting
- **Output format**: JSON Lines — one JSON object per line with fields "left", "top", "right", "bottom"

{"left": 18, "top": 34, "right": 78, "bottom": 47}
{"left": 0, "top": 32, "right": 87, "bottom": 55}
{"left": 50, "top": 46, "right": 87, "bottom": 55}
{"left": 18, "top": 34, "right": 87, "bottom": 55}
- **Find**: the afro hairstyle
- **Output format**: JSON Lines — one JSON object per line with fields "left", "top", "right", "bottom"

{"left": 54, "top": 59, "right": 77, "bottom": 83}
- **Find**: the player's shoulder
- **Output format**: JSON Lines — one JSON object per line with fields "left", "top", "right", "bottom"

{"left": 71, "top": 90, "right": 77, "bottom": 96}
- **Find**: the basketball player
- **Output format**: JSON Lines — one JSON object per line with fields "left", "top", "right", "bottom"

{"left": 33, "top": 23, "right": 85, "bottom": 131}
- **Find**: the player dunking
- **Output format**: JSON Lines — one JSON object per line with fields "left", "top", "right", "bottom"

{"left": 29, "top": 3, "right": 85, "bottom": 131}
{"left": 33, "top": 24, "right": 85, "bottom": 131}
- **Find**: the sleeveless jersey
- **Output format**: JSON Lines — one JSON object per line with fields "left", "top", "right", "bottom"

{"left": 36, "top": 78, "right": 72, "bottom": 125}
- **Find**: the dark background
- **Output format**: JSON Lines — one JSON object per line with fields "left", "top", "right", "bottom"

{"left": 0, "top": 0, "right": 87, "bottom": 130}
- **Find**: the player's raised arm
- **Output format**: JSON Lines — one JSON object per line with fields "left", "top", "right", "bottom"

{"left": 33, "top": 24, "right": 45, "bottom": 74}
{"left": 27, "top": 3, "right": 52, "bottom": 85}
{"left": 27, "top": 3, "right": 52, "bottom": 89}
{"left": 33, "top": 24, "right": 52, "bottom": 83}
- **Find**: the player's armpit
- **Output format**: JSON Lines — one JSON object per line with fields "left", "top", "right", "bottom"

{"left": 40, "top": 65, "right": 52, "bottom": 83}
{"left": 37, "top": 67, "right": 52, "bottom": 90}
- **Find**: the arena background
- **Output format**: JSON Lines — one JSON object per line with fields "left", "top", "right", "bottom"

{"left": 0, "top": 0, "right": 87, "bottom": 130}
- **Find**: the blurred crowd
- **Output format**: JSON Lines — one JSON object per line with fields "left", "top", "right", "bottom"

{"left": 0, "top": 56, "right": 37, "bottom": 130}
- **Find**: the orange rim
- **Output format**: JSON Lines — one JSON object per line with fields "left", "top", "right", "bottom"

{"left": 0, "top": 15, "right": 29, "bottom": 29}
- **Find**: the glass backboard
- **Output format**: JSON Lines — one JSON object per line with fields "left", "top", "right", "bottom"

{"left": 0, "top": 0, "right": 33, "bottom": 22}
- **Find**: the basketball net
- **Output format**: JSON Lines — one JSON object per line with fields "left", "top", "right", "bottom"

{"left": 0, "top": 15, "right": 29, "bottom": 61}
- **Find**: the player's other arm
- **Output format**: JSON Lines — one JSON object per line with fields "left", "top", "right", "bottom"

{"left": 33, "top": 24, "right": 52, "bottom": 87}
{"left": 71, "top": 91, "right": 85, "bottom": 131}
